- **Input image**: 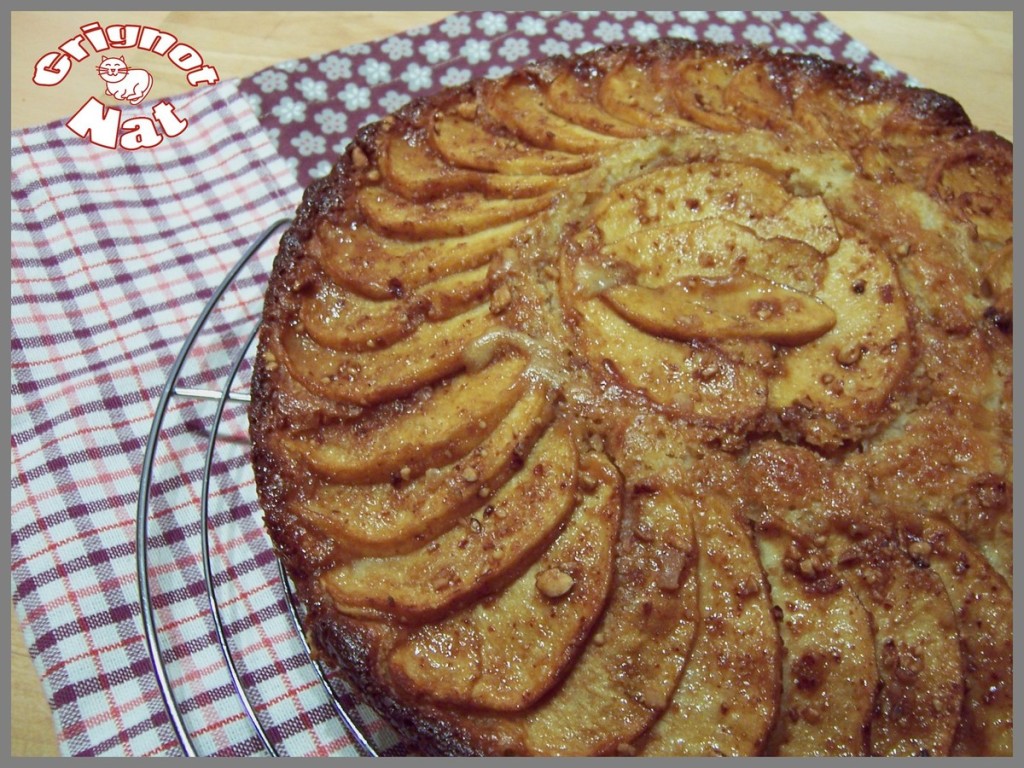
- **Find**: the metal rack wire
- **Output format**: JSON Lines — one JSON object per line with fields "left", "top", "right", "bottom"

{"left": 134, "top": 220, "right": 383, "bottom": 757}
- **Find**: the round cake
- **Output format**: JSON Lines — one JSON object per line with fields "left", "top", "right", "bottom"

{"left": 248, "top": 40, "right": 1012, "bottom": 756}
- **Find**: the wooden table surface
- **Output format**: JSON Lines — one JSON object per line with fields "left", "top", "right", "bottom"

{"left": 9, "top": 11, "right": 1012, "bottom": 756}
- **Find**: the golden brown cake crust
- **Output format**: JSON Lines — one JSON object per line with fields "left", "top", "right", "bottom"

{"left": 249, "top": 40, "right": 1012, "bottom": 756}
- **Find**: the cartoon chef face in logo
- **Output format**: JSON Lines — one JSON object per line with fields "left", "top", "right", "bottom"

{"left": 96, "top": 55, "right": 153, "bottom": 105}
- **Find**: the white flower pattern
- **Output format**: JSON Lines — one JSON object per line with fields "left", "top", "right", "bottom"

{"left": 477, "top": 12, "right": 508, "bottom": 36}
{"left": 401, "top": 63, "right": 434, "bottom": 92}
{"left": 339, "top": 83, "right": 371, "bottom": 111}
{"left": 272, "top": 96, "right": 306, "bottom": 124}
{"left": 298, "top": 77, "right": 327, "bottom": 102}
{"left": 314, "top": 108, "right": 348, "bottom": 134}
{"left": 291, "top": 130, "right": 326, "bottom": 157}
{"left": 594, "top": 22, "right": 624, "bottom": 44}
{"left": 440, "top": 67, "right": 472, "bottom": 87}
{"left": 358, "top": 58, "right": 391, "bottom": 86}
{"left": 318, "top": 55, "right": 352, "bottom": 80}
{"left": 419, "top": 40, "right": 451, "bottom": 64}
{"left": 379, "top": 90, "right": 411, "bottom": 112}
{"left": 517, "top": 16, "right": 546, "bottom": 36}
{"left": 460, "top": 39, "right": 491, "bottom": 65}
{"left": 499, "top": 38, "right": 530, "bottom": 62}
{"left": 252, "top": 70, "right": 287, "bottom": 93}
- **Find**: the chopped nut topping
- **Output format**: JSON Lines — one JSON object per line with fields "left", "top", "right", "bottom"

{"left": 536, "top": 567, "right": 575, "bottom": 598}
{"left": 399, "top": 465, "right": 412, "bottom": 482}
{"left": 351, "top": 146, "right": 368, "bottom": 168}
{"left": 461, "top": 467, "right": 479, "bottom": 484}
{"left": 579, "top": 469, "right": 598, "bottom": 492}
{"left": 456, "top": 100, "right": 478, "bottom": 120}
{"left": 616, "top": 743, "right": 637, "bottom": 757}
{"left": 802, "top": 705, "right": 823, "bottom": 725}
{"left": 490, "top": 284, "right": 513, "bottom": 315}
{"left": 834, "top": 344, "right": 863, "bottom": 366}
{"left": 907, "top": 540, "right": 932, "bottom": 560}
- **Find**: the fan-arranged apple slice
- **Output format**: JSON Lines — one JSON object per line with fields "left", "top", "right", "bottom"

{"left": 757, "top": 524, "right": 878, "bottom": 756}
{"left": 357, "top": 185, "right": 553, "bottom": 240}
{"left": 297, "top": 384, "right": 555, "bottom": 556}
{"left": 543, "top": 67, "right": 649, "bottom": 138}
{"left": 377, "top": 126, "right": 564, "bottom": 201}
{"left": 597, "top": 61, "right": 689, "bottom": 132}
{"left": 577, "top": 297, "right": 767, "bottom": 426}
{"left": 281, "top": 304, "right": 498, "bottom": 406}
{"left": 428, "top": 111, "right": 595, "bottom": 176}
{"left": 768, "top": 238, "right": 913, "bottom": 447}
{"left": 837, "top": 532, "right": 964, "bottom": 756}
{"left": 299, "top": 266, "right": 491, "bottom": 352}
{"left": 722, "top": 61, "right": 793, "bottom": 130}
{"left": 602, "top": 275, "right": 837, "bottom": 347}
{"left": 668, "top": 56, "right": 746, "bottom": 134}
{"left": 465, "top": 485, "right": 699, "bottom": 754}
{"left": 312, "top": 212, "right": 524, "bottom": 300}
{"left": 387, "top": 453, "right": 622, "bottom": 711}
{"left": 283, "top": 354, "right": 528, "bottom": 484}
{"left": 591, "top": 162, "right": 792, "bottom": 245}
{"left": 483, "top": 78, "right": 620, "bottom": 153}
{"left": 900, "top": 517, "right": 1012, "bottom": 756}
{"left": 755, "top": 195, "right": 841, "bottom": 256}
{"left": 601, "top": 219, "right": 827, "bottom": 295}
{"left": 642, "top": 493, "right": 781, "bottom": 756}
{"left": 318, "top": 420, "right": 578, "bottom": 623}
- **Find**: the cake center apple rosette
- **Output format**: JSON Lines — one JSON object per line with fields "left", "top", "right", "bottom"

{"left": 248, "top": 41, "right": 1012, "bottom": 756}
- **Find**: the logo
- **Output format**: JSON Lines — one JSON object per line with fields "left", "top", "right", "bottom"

{"left": 32, "top": 21, "right": 220, "bottom": 150}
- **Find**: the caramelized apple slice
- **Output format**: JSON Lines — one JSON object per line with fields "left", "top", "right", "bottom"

{"left": 723, "top": 61, "right": 792, "bottom": 130}
{"left": 470, "top": 485, "right": 699, "bottom": 754}
{"left": 387, "top": 453, "right": 621, "bottom": 710}
{"left": 300, "top": 266, "right": 490, "bottom": 352}
{"left": 319, "top": 420, "right": 578, "bottom": 623}
{"left": 602, "top": 276, "right": 837, "bottom": 347}
{"left": 484, "top": 79, "right": 619, "bottom": 153}
{"left": 578, "top": 298, "right": 767, "bottom": 427}
{"left": 838, "top": 533, "right": 964, "bottom": 756}
{"left": 378, "top": 128, "right": 563, "bottom": 201}
{"left": 768, "top": 238, "right": 913, "bottom": 447}
{"left": 298, "top": 384, "right": 554, "bottom": 556}
{"left": 669, "top": 56, "right": 746, "bottom": 133}
{"left": 601, "top": 219, "right": 827, "bottom": 295}
{"left": 357, "top": 185, "right": 552, "bottom": 240}
{"left": 591, "top": 162, "right": 791, "bottom": 245}
{"left": 544, "top": 68, "right": 648, "bottom": 138}
{"left": 981, "top": 242, "right": 1012, "bottom": 321}
{"left": 281, "top": 304, "right": 497, "bottom": 406}
{"left": 283, "top": 354, "right": 528, "bottom": 484}
{"left": 753, "top": 195, "right": 840, "bottom": 256}
{"left": 428, "top": 111, "right": 594, "bottom": 175}
{"left": 643, "top": 493, "right": 781, "bottom": 756}
{"left": 758, "top": 526, "right": 877, "bottom": 755}
{"left": 312, "top": 217, "right": 525, "bottom": 299}
{"left": 597, "top": 62, "right": 688, "bottom": 132}
{"left": 903, "top": 518, "right": 1012, "bottom": 756}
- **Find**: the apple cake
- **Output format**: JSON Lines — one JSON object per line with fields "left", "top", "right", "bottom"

{"left": 248, "top": 40, "right": 1012, "bottom": 756}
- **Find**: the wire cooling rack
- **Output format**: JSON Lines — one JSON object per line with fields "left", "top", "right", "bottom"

{"left": 134, "top": 220, "right": 388, "bottom": 757}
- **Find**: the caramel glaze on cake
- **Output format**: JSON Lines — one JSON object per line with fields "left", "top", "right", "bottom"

{"left": 249, "top": 41, "right": 1012, "bottom": 756}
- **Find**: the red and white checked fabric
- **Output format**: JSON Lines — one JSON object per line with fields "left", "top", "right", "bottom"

{"left": 11, "top": 11, "right": 913, "bottom": 758}
{"left": 9, "top": 80, "right": 326, "bottom": 756}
